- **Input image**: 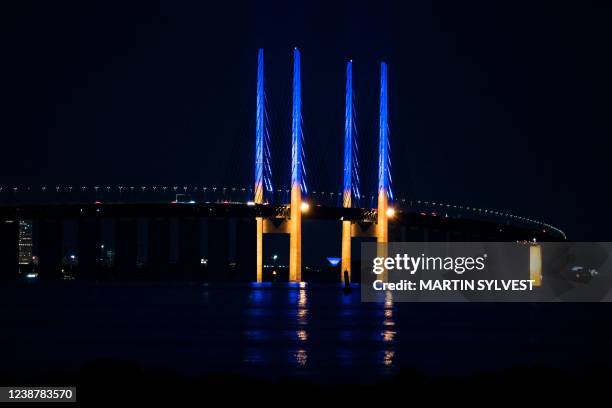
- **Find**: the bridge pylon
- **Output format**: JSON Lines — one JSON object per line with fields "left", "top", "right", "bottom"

{"left": 341, "top": 60, "right": 356, "bottom": 284}
{"left": 376, "top": 62, "right": 391, "bottom": 281}
{"left": 341, "top": 61, "right": 393, "bottom": 284}
{"left": 254, "top": 48, "right": 304, "bottom": 282}
{"left": 288, "top": 48, "right": 303, "bottom": 282}
{"left": 254, "top": 48, "right": 267, "bottom": 282}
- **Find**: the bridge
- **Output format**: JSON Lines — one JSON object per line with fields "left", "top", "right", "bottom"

{"left": 0, "top": 49, "right": 565, "bottom": 282}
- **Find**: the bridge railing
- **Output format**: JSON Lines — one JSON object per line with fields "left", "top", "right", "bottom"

{"left": 392, "top": 198, "right": 566, "bottom": 240}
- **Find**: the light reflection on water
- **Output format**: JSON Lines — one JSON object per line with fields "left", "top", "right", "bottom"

{"left": 240, "top": 283, "right": 398, "bottom": 372}
{"left": 295, "top": 349, "right": 308, "bottom": 366}
{"left": 2, "top": 282, "right": 597, "bottom": 381}
{"left": 381, "top": 291, "right": 396, "bottom": 368}
{"left": 291, "top": 288, "right": 310, "bottom": 366}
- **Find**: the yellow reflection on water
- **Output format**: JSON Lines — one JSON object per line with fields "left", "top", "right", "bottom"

{"left": 298, "top": 289, "right": 307, "bottom": 308}
{"left": 384, "top": 291, "right": 394, "bottom": 308}
{"left": 297, "top": 289, "right": 309, "bottom": 325}
{"left": 383, "top": 309, "right": 395, "bottom": 326}
{"left": 383, "top": 350, "right": 395, "bottom": 367}
{"left": 293, "top": 288, "right": 309, "bottom": 366}
{"left": 382, "top": 289, "right": 396, "bottom": 367}
{"left": 296, "top": 329, "right": 308, "bottom": 341}
{"left": 295, "top": 349, "right": 308, "bottom": 366}
{"left": 382, "top": 329, "right": 396, "bottom": 342}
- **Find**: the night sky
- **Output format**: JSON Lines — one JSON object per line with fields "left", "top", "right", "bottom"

{"left": 1, "top": 0, "right": 611, "bottom": 240}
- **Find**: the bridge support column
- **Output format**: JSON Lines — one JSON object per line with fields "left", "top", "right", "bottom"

{"left": 256, "top": 217, "right": 263, "bottom": 282}
{"left": 289, "top": 185, "right": 302, "bottom": 282}
{"left": 377, "top": 191, "right": 388, "bottom": 281}
{"left": 530, "top": 244, "right": 542, "bottom": 287}
{"left": 377, "top": 191, "right": 388, "bottom": 244}
{"left": 341, "top": 220, "right": 351, "bottom": 283}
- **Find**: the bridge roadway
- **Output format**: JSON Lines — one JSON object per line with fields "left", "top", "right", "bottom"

{"left": 0, "top": 200, "right": 562, "bottom": 242}
{"left": 0, "top": 202, "right": 375, "bottom": 221}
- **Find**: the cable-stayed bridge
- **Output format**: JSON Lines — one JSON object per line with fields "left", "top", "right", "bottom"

{"left": 0, "top": 49, "right": 565, "bottom": 283}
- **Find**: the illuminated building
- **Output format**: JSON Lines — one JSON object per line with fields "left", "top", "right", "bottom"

{"left": 18, "top": 220, "right": 33, "bottom": 267}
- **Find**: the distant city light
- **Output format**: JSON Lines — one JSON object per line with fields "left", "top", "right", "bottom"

{"left": 386, "top": 207, "right": 395, "bottom": 217}
{"left": 26, "top": 273, "right": 38, "bottom": 279}
{"left": 247, "top": 201, "right": 255, "bottom": 206}
{"left": 300, "top": 202, "right": 310, "bottom": 213}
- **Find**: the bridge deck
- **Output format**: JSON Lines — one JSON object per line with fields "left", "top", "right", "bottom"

{"left": 0, "top": 201, "right": 563, "bottom": 241}
{"left": 0, "top": 202, "right": 372, "bottom": 221}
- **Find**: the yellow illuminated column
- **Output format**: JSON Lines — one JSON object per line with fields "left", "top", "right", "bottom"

{"left": 530, "top": 244, "right": 542, "bottom": 287}
{"left": 377, "top": 190, "right": 388, "bottom": 244}
{"left": 254, "top": 178, "right": 264, "bottom": 283}
{"left": 256, "top": 217, "right": 263, "bottom": 282}
{"left": 341, "top": 220, "right": 351, "bottom": 283}
{"left": 377, "top": 190, "right": 389, "bottom": 281}
{"left": 341, "top": 187, "right": 352, "bottom": 283}
{"left": 289, "top": 184, "right": 302, "bottom": 282}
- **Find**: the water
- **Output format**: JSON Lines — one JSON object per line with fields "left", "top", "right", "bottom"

{"left": 1, "top": 282, "right": 611, "bottom": 382}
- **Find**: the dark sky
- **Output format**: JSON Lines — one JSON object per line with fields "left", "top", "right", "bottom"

{"left": 1, "top": 0, "right": 611, "bottom": 240}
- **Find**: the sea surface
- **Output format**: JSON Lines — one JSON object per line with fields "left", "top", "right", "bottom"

{"left": 1, "top": 281, "right": 611, "bottom": 382}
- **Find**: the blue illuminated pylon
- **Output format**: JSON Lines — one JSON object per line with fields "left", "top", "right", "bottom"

{"left": 378, "top": 62, "right": 392, "bottom": 201}
{"left": 291, "top": 48, "right": 306, "bottom": 195}
{"left": 343, "top": 60, "right": 360, "bottom": 208}
{"left": 254, "top": 49, "right": 272, "bottom": 204}
{"left": 341, "top": 59, "right": 360, "bottom": 282}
